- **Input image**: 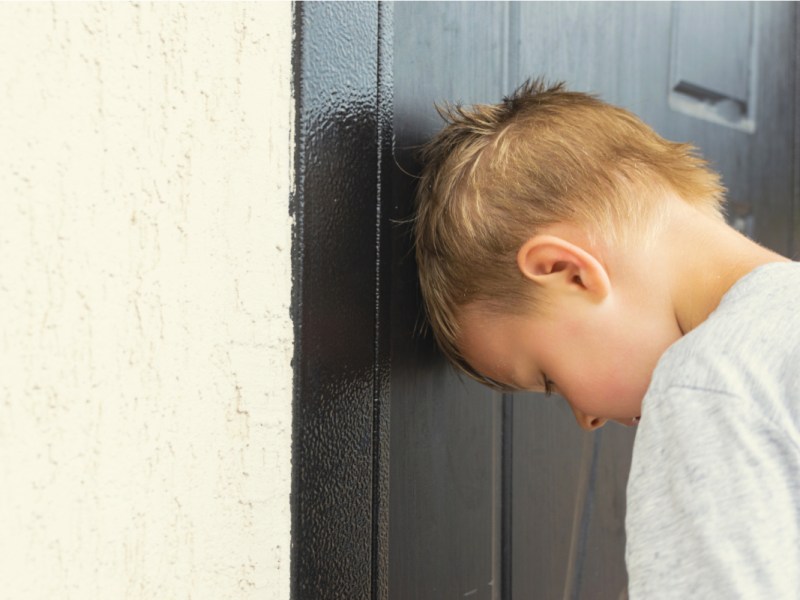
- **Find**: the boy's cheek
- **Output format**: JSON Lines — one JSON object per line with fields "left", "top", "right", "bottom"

{"left": 571, "top": 362, "right": 648, "bottom": 420}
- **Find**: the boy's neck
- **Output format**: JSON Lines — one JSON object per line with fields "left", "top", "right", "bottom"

{"left": 661, "top": 201, "right": 790, "bottom": 335}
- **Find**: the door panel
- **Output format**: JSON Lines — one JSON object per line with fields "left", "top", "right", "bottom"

{"left": 390, "top": 5, "right": 508, "bottom": 599}
{"left": 389, "top": 3, "right": 796, "bottom": 599}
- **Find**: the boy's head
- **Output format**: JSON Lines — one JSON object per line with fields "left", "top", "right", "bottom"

{"left": 414, "top": 80, "right": 726, "bottom": 428}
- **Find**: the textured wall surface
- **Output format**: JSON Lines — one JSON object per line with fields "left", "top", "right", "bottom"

{"left": 0, "top": 3, "right": 293, "bottom": 599}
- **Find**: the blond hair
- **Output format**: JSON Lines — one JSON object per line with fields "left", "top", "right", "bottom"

{"left": 414, "top": 79, "right": 725, "bottom": 385}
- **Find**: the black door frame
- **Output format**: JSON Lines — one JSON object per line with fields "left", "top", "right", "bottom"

{"left": 291, "top": 2, "right": 393, "bottom": 599}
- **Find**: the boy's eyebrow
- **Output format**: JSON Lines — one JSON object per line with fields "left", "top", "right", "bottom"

{"left": 455, "top": 355, "right": 522, "bottom": 392}
{"left": 480, "top": 374, "right": 521, "bottom": 393}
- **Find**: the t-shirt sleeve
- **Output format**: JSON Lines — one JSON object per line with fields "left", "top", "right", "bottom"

{"left": 625, "top": 386, "right": 800, "bottom": 599}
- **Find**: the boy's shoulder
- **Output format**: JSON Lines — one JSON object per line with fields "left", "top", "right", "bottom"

{"left": 687, "top": 260, "right": 800, "bottom": 340}
{"left": 646, "top": 260, "right": 800, "bottom": 417}
{"left": 708, "top": 260, "right": 800, "bottom": 321}
{"left": 626, "top": 261, "right": 800, "bottom": 600}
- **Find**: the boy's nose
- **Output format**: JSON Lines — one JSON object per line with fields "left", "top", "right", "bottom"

{"left": 572, "top": 408, "right": 607, "bottom": 431}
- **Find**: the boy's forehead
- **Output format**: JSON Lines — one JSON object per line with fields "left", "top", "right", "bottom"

{"left": 457, "top": 305, "right": 527, "bottom": 384}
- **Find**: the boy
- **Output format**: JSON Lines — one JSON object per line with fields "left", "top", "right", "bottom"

{"left": 414, "top": 80, "right": 800, "bottom": 597}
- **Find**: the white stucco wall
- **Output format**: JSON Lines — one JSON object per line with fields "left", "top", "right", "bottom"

{"left": 0, "top": 3, "right": 293, "bottom": 598}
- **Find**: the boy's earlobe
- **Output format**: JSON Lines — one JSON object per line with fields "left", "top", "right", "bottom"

{"left": 516, "top": 235, "right": 611, "bottom": 299}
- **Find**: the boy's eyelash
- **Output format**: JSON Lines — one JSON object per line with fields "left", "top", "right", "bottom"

{"left": 543, "top": 376, "right": 554, "bottom": 396}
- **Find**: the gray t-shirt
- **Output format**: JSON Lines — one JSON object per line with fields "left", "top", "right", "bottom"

{"left": 626, "top": 261, "right": 800, "bottom": 599}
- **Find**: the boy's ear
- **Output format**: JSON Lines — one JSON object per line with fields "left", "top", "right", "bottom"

{"left": 516, "top": 235, "right": 611, "bottom": 299}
